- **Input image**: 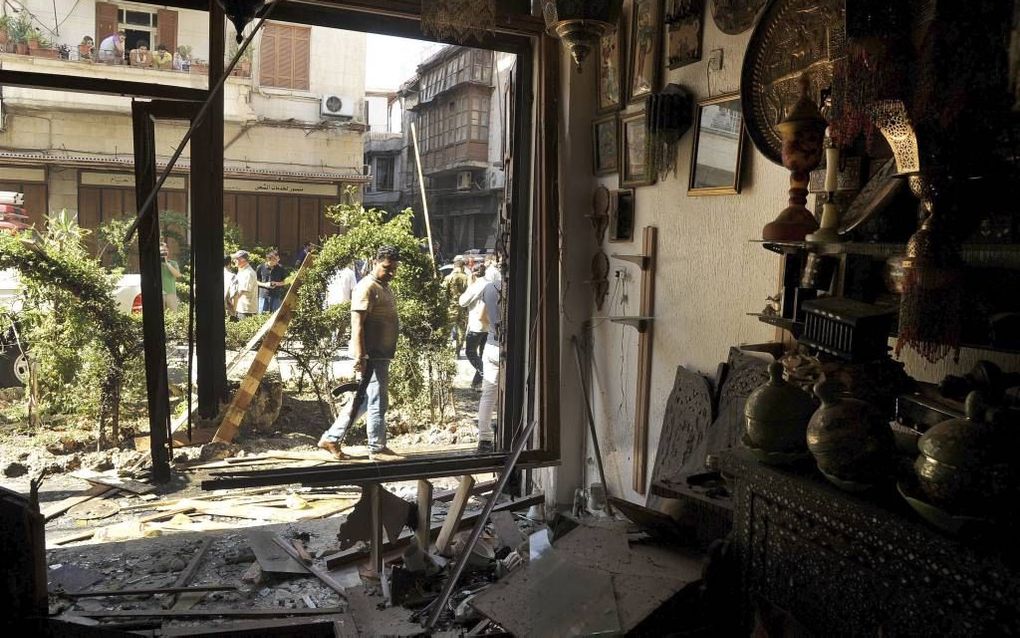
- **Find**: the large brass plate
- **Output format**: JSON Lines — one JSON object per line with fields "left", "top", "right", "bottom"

{"left": 740, "top": 0, "right": 845, "bottom": 165}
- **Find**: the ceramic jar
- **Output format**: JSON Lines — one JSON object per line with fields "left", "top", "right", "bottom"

{"left": 744, "top": 361, "right": 816, "bottom": 463}
{"left": 806, "top": 378, "right": 894, "bottom": 490}
{"left": 914, "top": 392, "right": 1014, "bottom": 515}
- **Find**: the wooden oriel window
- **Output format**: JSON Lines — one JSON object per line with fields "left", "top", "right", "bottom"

{"left": 259, "top": 22, "right": 311, "bottom": 90}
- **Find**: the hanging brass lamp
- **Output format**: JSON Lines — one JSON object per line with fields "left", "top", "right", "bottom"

{"left": 542, "top": 0, "right": 622, "bottom": 71}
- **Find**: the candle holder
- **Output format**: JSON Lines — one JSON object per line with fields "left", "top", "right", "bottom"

{"left": 762, "top": 75, "right": 827, "bottom": 242}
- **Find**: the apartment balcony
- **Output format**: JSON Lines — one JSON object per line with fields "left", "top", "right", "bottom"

{"left": 0, "top": 52, "right": 255, "bottom": 122}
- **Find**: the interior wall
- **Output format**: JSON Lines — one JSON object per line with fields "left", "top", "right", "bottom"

{"left": 556, "top": 7, "right": 1020, "bottom": 506}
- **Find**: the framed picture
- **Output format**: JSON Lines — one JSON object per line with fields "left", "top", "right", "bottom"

{"left": 596, "top": 28, "right": 623, "bottom": 113}
{"left": 592, "top": 114, "right": 620, "bottom": 176}
{"left": 620, "top": 109, "right": 655, "bottom": 187}
{"left": 627, "top": 0, "right": 662, "bottom": 104}
{"left": 688, "top": 93, "right": 744, "bottom": 196}
{"left": 609, "top": 189, "right": 635, "bottom": 242}
{"left": 666, "top": 0, "right": 704, "bottom": 69}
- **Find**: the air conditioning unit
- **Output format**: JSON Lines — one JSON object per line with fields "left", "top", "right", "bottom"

{"left": 320, "top": 95, "right": 356, "bottom": 119}
{"left": 456, "top": 171, "right": 473, "bottom": 191}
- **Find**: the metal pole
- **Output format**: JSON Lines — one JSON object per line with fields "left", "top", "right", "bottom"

{"left": 571, "top": 334, "right": 612, "bottom": 515}
{"left": 423, "top": 416, "right": 539, "bottom": 631}
{"left": 409, "top": 121, "right": 437, "bottom": 271}
{"left": 122, "top": 0, "right": 282, "bottom": 246}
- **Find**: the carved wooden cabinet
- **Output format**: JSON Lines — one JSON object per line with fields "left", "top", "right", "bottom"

{"left": 717, "top": 450, "right": 1020, "bottom": 636}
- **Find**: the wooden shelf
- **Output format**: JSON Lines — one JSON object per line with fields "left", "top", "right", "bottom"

{"left": 608, "top": 316, "right": 654, "bottom": 333}
{"left": 747, "top": 312, "right": 802, "bottom": 337}
{"left": 611, "top": 253, "right": 652, "bottom": 269}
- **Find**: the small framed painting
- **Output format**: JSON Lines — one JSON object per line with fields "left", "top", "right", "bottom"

{"left": 592, "top": 114, "right": 620, "bottom": 176}
{"left": 596, "top": 28, "right": 623, "bottom": 114}
{"left": 666, "top": 0, "right": 704, "bottom": 70}
{"left": 620, "top": 109, "right": 655, "bottom": 188}
{"left": 609, "top": 189, "right": 635, "bottom": 242}
{"left": 688, "top": 93, "right": 745, "bottom": 196}
{"left": 627, "top": 0, "right": 662, "bottom": 104}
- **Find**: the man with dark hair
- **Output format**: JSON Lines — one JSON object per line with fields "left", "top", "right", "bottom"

{"left": 257, "top": 249, "right": 287, "bottom": 313}
{"left": 319, "top": 245, "right": 401, "bottom": 460}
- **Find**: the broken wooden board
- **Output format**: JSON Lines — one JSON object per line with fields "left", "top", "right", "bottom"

{"left": 435, "top": 475, "right": 475, "bottom": 555}
{"left": 70, "top": 470, "right": 155, "bottom": 495}
{"left": 248, "top": 530, "right": 308, "bottom": 575}
{"left": 214, "top": 252, "right": 314, "bottom": 443}
{"left": 336, "top": 486, "right": 410, "bottom": 551}
{"left": 68, "top": 607, "right": 346, "bottom": 619}
{"left": 174, "top": 498, "right": 355, "bottom": 523}
{"left": 48, "top": 507, "right": 193, "bottom": 547}
{"left": 41, "top": 484, "right": 117, "bottom": 522}
{"left": 271, "top": 535, "right": 349, "bottom": 598}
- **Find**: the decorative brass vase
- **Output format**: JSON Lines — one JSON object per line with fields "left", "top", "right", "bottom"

{"left": 914, "top": 392, "right": 1015, "bottom": 516}
{"left": 743, "top": 361, "right": 816, "bottom": 464}
{"left": 762, "top": 75, "right": 827, "bottom": 241}
{"left": 806, "top": 378, "right": 894, "bottom": 491}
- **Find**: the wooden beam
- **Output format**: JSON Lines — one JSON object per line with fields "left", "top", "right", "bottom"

{"left": 435, "top": 475, "right": 475, "bottom": 555}
{"left": 416, "top": 479, "right": 433, "bottom": 551}
{"left": 633, "top": 226, "right": 658, "bottom": 494}
{"left": 270, "top": 535, "right": 349, "bottom": 599}
{"left": 69, "top": 607, "right": 345, "bottom": 619}
{"left": 62, "top": 584, "right": 234, "bottom": 598}
{"left": 132, "top": 102, "right": 172, "bottom": 483}
{"left": 0, "top": 69, "right": 207, "bottom": 101}
{"left": 369, "top": 483, "right": 383, "bottom": 576}
{"left": 40, "top": 485, "right": 116, "bottom": 521}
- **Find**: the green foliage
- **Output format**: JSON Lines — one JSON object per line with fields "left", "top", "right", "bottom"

{"left": 0, "top": 213, "right": 142, "bottom": 444}
{"left": 289, "top": 190, "right": 454, "bottom": 424}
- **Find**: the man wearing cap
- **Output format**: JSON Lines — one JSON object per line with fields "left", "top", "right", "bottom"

{"left": 443, "top": 255, "right": 469, "bottom": 354}
{"left": 229, "top": 250, "right": 259, "bottom": 319}
{"left": 318, "top": 245, "right": 401, "bottom": 461}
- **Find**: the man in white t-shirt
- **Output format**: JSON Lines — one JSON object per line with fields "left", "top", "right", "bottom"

{"left": 325, "top": 262, "right": 357, "bottom": 307}
{"left": 228, "top": 250, "right": 258, "bottom": 318}
{"left": 98, "top": 31, "right": 125, "bottom": 63}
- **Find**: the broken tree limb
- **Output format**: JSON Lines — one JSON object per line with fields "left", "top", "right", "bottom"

{"left": 271, "top": 535, "right": 348, "bottom": 599}
{"left": 435, "top": 475, "right": 476, "bottom": 555}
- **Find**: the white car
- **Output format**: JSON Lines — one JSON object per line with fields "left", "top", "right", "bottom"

{"left": 0, "top": 269, "right": 143, "bottom": 386}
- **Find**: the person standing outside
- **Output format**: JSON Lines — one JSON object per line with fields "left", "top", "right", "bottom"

{"left": 229, "top": 250, "right": 259, "bottom": 319}
{"left": 223, "top": 254, "right": 235, "bottom": 319}
{"left": 460, "top": 262, "right": 502, "bottom": 453}
{"left": 98, "top": 31, "right": 125, "bottom": 64}
{"left": 257, "top": 249, "right": 287, "bottom": 313}
{"left": 129, "top": 40, "right": 153, "bottom": 68}
{"left": 318, "top": 246, "right": 401, "bottom": 461}
{"left": 460, "top": 262, "right": 489, "bottom": 390}
{"left": 326, "top": 261, "right": 357, "bottom": 308}
{"left": 160, "top": 241, "right": 181, "bottom": 312}
{"left": 294, "top": 241, "right": 312, "bottom": 267}
{"left": 443, "top": 255, "right": 469, "bottom": 354}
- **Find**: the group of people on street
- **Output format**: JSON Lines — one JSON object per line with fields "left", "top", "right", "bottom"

{"left": 317, "top": 246, "right": 504, "bottom": 461}
{"left": 223, "top": 249, "right": 289, "bottom": 319}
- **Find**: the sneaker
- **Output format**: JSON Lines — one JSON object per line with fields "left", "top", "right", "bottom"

{"left": 369, "top": 446, "right": 401, "bottom": 461}
{"left": 476, "top": 440, "right": 494, "bottom": 454}
{"left": 317, "top": 439, "right": 348, "bottom": 461}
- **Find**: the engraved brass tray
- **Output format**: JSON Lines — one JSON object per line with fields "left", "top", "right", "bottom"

{"left": 740, "top": 0, "right": 846, "bottom": 165}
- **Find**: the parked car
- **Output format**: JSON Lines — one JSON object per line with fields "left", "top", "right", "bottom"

{"left": 0, "top": 269, "right": 143, "bottom": 387}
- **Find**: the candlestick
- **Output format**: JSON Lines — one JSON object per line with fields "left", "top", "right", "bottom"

{"left": 824, "top": 138, "right": 839, "bottom": 193}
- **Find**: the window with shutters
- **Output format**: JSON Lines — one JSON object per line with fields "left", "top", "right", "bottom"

{"left": 259, "top": 22, "right": 311, "bottom": 91}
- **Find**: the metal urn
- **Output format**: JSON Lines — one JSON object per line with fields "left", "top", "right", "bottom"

{"left": 743, "top": 361, "right": 816, "bottom": 464}
{"left": 806, "top": 378, "right": 894, "bottom": 491}
{"left": 914, "top": 392, "right": 1015, "bottom": 516}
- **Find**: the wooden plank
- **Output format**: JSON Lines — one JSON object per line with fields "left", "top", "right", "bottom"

{"left": 272, "top": 535, "right": 349, "bottom": 598}
{"left": 248, "top": 530, "right": 307, "bottom": 575}
{"left": 633, "top": 226, "right": 658, "bottom": 494}
{"left": 48, "top": 507, "right": 193, "bottom": 546}
{"left": 213, "top": 252, "right": 315, "bottom": 443}
{"left": 369, "top": 484, "right": 383, "bottom": 576}
{"left": 40, "top": 485, "right": 116, "bottom": 522}
{"left": 63, "top": 584, "right": 234, "bottom": 598}
{"left": 435, "top": 475, "right": 475, "bottom": 555}
{"left": 176, "top": 498, "right": 355, "bottom": 523}
{"left": 71, "top": 470, "right": 154, "bottom": 495}
{"left": 69, "top": 607, "right": 346, "bottom": 619}
{"left": 416, "top": 479, "right": 433, "bottom": 551}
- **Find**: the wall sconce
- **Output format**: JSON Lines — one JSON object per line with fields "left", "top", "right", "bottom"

{"left": 542, "top": 0, "right": 622, "bottom": 71}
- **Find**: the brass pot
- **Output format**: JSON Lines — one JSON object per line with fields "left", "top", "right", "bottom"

{"left": 806, "top": 378, "right": 894, "bottom": 490}
{"left": 744, "top": 361, "right": 816, "bottom": 458}
{"left": 914, "top": 392, "right": 1014, "bottom": 515}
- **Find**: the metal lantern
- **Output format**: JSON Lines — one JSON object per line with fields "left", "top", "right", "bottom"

{"left": 543, "top": 0, "right": 622, "bottom": 71}
{"left": 219, "top": 0, "right": 266, "bottom": 43}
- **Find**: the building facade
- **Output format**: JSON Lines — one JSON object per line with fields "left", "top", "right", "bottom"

{"left": 0, "top": 1, "right": 368, "bottom": 263}
{"left": 361, "top": 45, "right": 515, "bottom": 259}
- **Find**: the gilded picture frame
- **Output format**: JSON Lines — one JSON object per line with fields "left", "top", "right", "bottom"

{"left": 627, "top": 0, "right": 662, "bottom": 104}
{"left": 688, "top": 93, "right": 744, "bottom": 196}
{"left": 620, "top": 109, "right": 655, "bottom": 188}
{"left": 596, "top": 27, "right": 624, "bottom": 114}
{"left": 592, "top": 114, "right": 620, "bottom": 176}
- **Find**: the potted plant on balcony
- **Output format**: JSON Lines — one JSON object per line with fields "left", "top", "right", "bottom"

{"left": 25, "top": 26, "right": 39, "bottom": 51}
{"left": 190, "top": 58, "right": 208, "bottom": 75}
{"left": 0, "top": 16, "right": 13, "bottom": 50}
{"left": 31, "top": 33, "right": 60, "bottom": 59}
{"left": 227, "top": 40, "right": 253, "bottom": 77}
{"left": 11, "top": 14, "right": 32, "bottom": 55}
